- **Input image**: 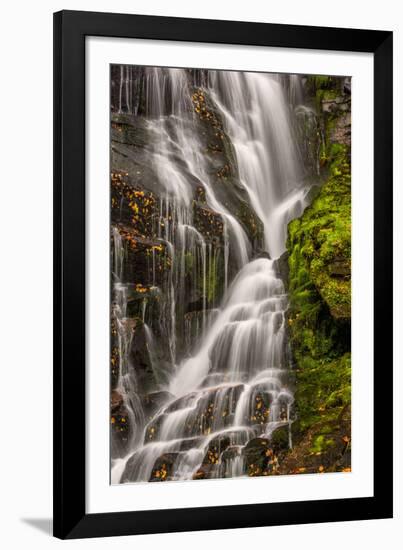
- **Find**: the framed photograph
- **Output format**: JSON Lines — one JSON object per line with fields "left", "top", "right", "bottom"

{"left": 54, "top": 10, "right": 393, "bottom": 539}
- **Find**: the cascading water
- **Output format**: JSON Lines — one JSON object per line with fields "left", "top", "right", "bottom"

{"left": 111, "top": 227, "right": 145, "bottom": 457}
{"left": 110, "top": 66, "right": 314, "bottom": 483}
{"left": 210, "top": 71, "right": 312, "bottom": 258}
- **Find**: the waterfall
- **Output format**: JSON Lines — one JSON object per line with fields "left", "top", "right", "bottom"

{"left": 209, "top": 71, "right": 311, "bottom": 258}
{"left": 118, "top": 258, "right": 292, "bottom": 482}
{"left": 145, "top": 68, "right": 250, "bottom": 268}
{"left": 111, "top": 67, "right": 313, "bottom": 483}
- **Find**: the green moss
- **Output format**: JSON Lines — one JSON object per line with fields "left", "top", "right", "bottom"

{"left": 287, "top": 171, "right": 351, "bottom": 430}
{"left": 309, "top": 433, "right": 336, "bottom": 454}
{"left": 287, "top": 144, "right": 351, "bottom": 320}
{"left": 286, "top": 103, "right": 351, "bottom": 435}
{"left": 306, "top": 75, "right": 343, "bottom": 110}
{"left": 295, "top": 353, "right": 351, "bottom": 431}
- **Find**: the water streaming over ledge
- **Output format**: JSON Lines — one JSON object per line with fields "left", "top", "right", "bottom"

{"left": 110, "top": 67, "right": 315, "bottom": 483}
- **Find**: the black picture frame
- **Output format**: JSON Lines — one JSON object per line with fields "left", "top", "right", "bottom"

{"left": 53, "top": 9, "right": 393, "bottom": 539}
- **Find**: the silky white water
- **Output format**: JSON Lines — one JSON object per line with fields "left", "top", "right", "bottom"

{"left": 111, "top": 67, "right": 312, "bottom": 482}
{"left": 210, "top": 71, "right": 311, "bottom": 258}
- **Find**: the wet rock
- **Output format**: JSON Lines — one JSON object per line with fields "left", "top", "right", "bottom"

{"left": 193, "top": 463, "right": 218, "bottom": 480}
{"left": 221, "top": 445, "right": 242, "bottom": 462}
{"left": 149, "top": 453, "right": 179, "bottom": 481}
{"left": 234, "top": 389, "right": 273, "bottom": 427}
{"left": 111, "top": 389, "right": 124, "bottom": 413}
{"left": 243, "top": 437, "right": 279, "bottom": 476}
{"left": 177, "top": 437, "right": 203, "bottom": 452}
{"left": 219, "top": 446, "right": 245, "bottom": 478}
{"left": 120, "top": 451, "right": 139, "bottom": 483}
{"left": 110, "top": 405, "right": 131, "bottom": 457}
{"left": 274, "top": 251, "right": 289, "bottom": 290}
{"left": 142, "top": 391, "right": 173, "bottom": 420}
{"left": 165, "top": 393, "right": 197, "bottom": 414}
{"left": 110, "top": 65, "right": 146, "bottom": 114}
{"left": 183, "top": 310, "right": 219, "bottom": 356}
{"left": 193, "top": 201, "right": 224, "bottom": 240}
{"left": 191, "top": 88, "right": 264, "bottom": 248}
{"left": 111, "top": 114, "right": 149, "bottom": 148}
{"left": 129, "top": 322, "right": 164, "bottom": 395}
{"left": 255, "top": 250, "right": 271, "bottom": 260}
{"left": 111, "top": 224, "right": 168, "bottom": 287}
{"left": 144, "top": 420, "right": 161, "bottom": 443}
{"left": 201, "top": 434, "right": 231, "bottom": 465}
{"left": 199, "top": 372, "right": 226, "bottom": 388}
{"left": 111, "top": 138, "right": 165, "bottom": 200}
{"left": 111, "top": 171, "right": 159, "bottom": 238}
